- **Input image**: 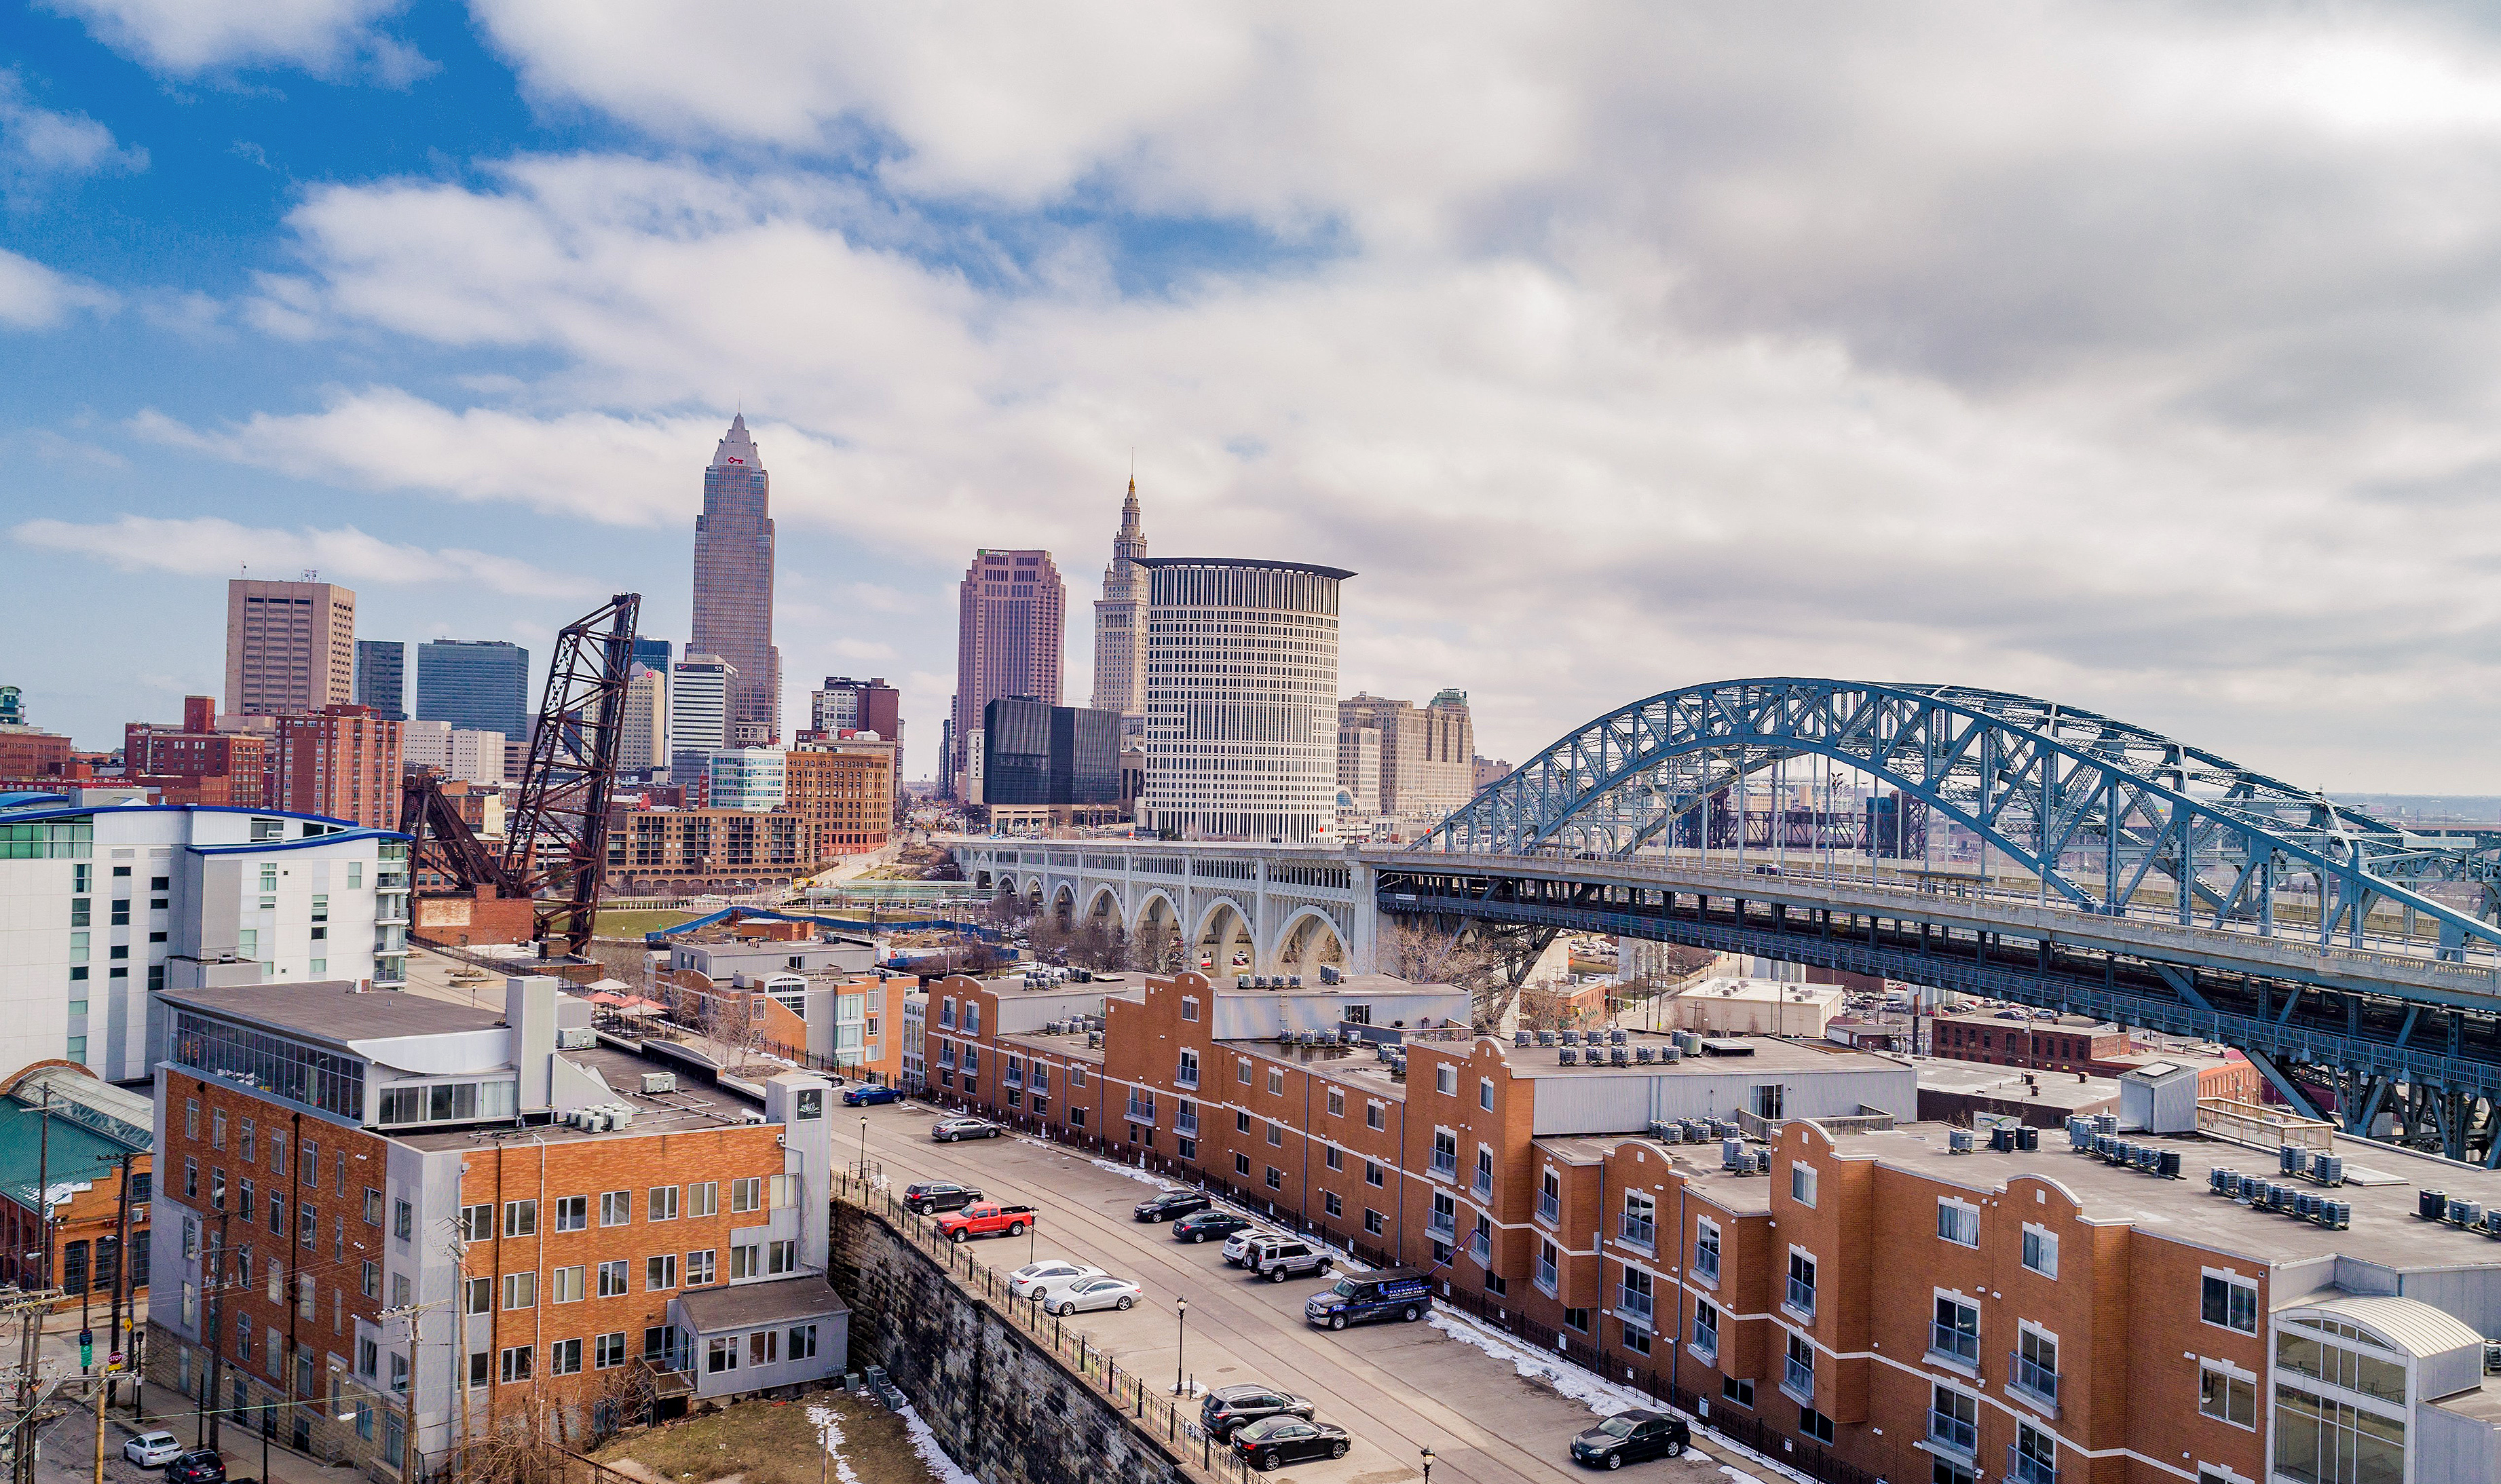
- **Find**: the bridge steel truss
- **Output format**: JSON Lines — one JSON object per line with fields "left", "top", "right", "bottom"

{"left": 1404, "top": 679, "right": 2501, "bottom": 1161}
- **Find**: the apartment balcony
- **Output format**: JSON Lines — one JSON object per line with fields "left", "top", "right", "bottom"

{"left": 1784, "top": 1277, "right": 1816, "bottom": 1322}
{"left": 1175, "top": 1109, "right": 1199, "bottom": 1137}
{"left": 372, "top": 906, "right": 411, "bottom": 926}
{"left": 2009, "top": 1352, "right": 2061, "bottom": 1415}
{"left": 1693, "top": 1250, "right": 1719, "bottom": 1285}
{"left": 1427, "top": 1213, "right": 1457, "bottom": 1242}
{"left": 1429, "top": 1155, "right": 1459, "bottom": 1180}
{"left": 1617, "top": 1215, "right": 1655, "bottom": 1253}
{"left": 1782, "top": 1354, "right": 1813, "bottom": 1405}
{"left": 1468, "top": 1231, "right": 1490, "bottom": 1264}
{"left": 1124, "top": 1098, "right": 1157, "bottom": 1125}
{"left": 1002, "top": 1067, "right": 1023, "bottom": 1088}
{"left": 1925, "top": 1409, "right": 1977, "bottom": 1460}
{"left": 1472, "top": 1173, "right": 1492, "bottom": 1200}
{"left": 1929, "top": 1321, "right": 1980, "bottom": 1368}
{"left": 1536, "top": 1190, "right": 1560, "bottom": 1225}
{"left": 1176, "top": 1067, "right": 1200, "bottom": 1090}
{"left": 2006, "top": 1447, "right": 2058, "bottom": 1484}
{"left": 1617, "top": 1288, "right": 1653, "bottom": 1330}
{"left": 373, "top": 873, "right": 409, "bottom": 894}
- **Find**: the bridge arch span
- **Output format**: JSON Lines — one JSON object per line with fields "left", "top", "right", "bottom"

{"left": 1266, "top": 906, "right": 1349, "bottom": 980}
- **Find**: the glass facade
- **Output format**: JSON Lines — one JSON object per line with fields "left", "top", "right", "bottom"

{"left": 169, "top": 1010, "right": 365, "bottom": 1120}
{"left": 0, "top": 820, "right": 92, "bottom": 858}
{"left": 415, "top": 639, "right": 530, "bottom": 740}
{"left": 980, "top": 698, "right": 1122, "bottom": 805}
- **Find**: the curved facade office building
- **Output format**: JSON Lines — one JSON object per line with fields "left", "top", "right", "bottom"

{"left": 1137, "top": 557, "right": 1352, "bottom": 842}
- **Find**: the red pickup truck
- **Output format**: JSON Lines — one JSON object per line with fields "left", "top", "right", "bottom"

{"left": 937, "top": 1202, "right": 1038, "bottom": 1242}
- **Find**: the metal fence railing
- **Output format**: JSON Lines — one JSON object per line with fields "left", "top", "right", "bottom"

{"left": 831, "top": 1169, "right": 1256, "bottom": 1484}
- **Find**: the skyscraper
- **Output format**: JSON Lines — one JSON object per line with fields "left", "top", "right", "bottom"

{"left": 951, "top": 550, "right": 1064, "bottom": 796}
{"left": 416, "top": 639, "right": 531, "bottom": 740}
{"left": 692, "top": 415, "right": 781, "bottom": 743}
{"left": 809, "top": 677, "right": 901, "bottom": 739}
{"left": 670, "top": 653, "right": 734, "bottom": 784}
{"left": 354, "top": 640, "right": 407, "bottom": 720}
{"left": 1139, "top": 558, "right": 1351, "bottom": 841}
{"left": 224, "top": 577, "right": 356, "bottom": 718}
{"left": 1339, "top": 689, "right": 1474, "bottom": 824}
{"left": 620, "top": 669, "right": 668, "bottom": 771}
{"left": 1090, "top": 478, "right": 1148, "bottom": 725}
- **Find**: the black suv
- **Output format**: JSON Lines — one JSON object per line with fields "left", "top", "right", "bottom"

{"left": 1569, "top": 1409, "right": 1689, "bottom": 1469}
{"left": 1172, "top": 1209, "right": 1253, "bottom": 1244}
{"left": 166, "top": 1452, "right": 227, "bottom": 1484}
{"left": 1134, "top": 1190, "right": 1211, "bottom": 1223}
{"left": 1201, "top": 1384, "right": 1316, "bottom": 1440}
{"left": 901, "top": 1181, "right": 982, "bottom": 1213}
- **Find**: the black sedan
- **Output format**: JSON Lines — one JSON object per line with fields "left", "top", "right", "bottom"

{"left": 1568, "top": 1409, "right": 1689, "bottom": 1469}
{"left": 1200, "top": 1384, "right": 1315, "bottom": 1439}
{"left": 1134, "top": 1190, "right": 1211, "bottom": 1223}
{"left": 1172, "top": 1209, "right": 1254, "bottom": 1244}
{"left": 165, "top": 1452, "right": 227, "bottom": 1484}
{"left": 901, "top": 1181, "right": 982, "bottom": 1213}
{"left": 1233, "top": 1417, "right": 1349, "bottom": 1470}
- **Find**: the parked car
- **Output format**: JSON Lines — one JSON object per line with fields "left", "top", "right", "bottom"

{"left": 124, "top": 1432, "right": 185, "bottom": 1468}
{"left": 1045, "top": 1275, "right": 1141, "bottom": 1316}
{"left": 1172, "top": 1210, "right": 1254, "bottom": 1244}
{"left": 1232, "top": 1417, "right": 1351, "bottom": 1470}
{"left": 1133, "top": 1190, "right": 1211, "bottom": 1223}
{"left": 932, "top": 1117, "right": 999, "bottom": 1141}
{"left": 1200, "top": 1385, "right": 1316, "bottom": 1440}
{"left": 1222, "top": 1227, "right": 1283, "bottom": 1266}
{"left": 165, "top": 1451, "right": 227, "bottom": 1484}
{"left": 842, "top": 1084, "right": 903, "bottom": 1107}
{"left": 1304, "top": 1267, "right": 1433, "bottom": 1329}
{"left": 901, "top": 1181, "right": 983, "bottom": 1214}
{"left": 936, "top": 1202, "right": 1037, "bottom": 1242}
{"left": 1245, "top": 1234, "right": 1332, "bottom": 1283}
{"left": 1569, "top": 1409, "right": 1690, "bottom": 1469}
{"left": 1009, "top": 1261, "right": 1104, "bottom": 1299}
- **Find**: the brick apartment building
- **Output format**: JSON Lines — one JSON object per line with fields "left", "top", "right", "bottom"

{"left": 605, "top": 810, "right": 811, "bottom": 894}
{"left": 149, "top": 977, "right": 845, "bottom": 1480}
{"left": 0, "top": 1063, "right": 153, "bottom": 1312}
{"left": 1930, "top": 1012, "right": 2132, "bottom": 1073}
{"left": 270, "top": 706, "right": 403, "bottom": 831}
{"left": 124, "top": 698, "right": 269, "bottom": 808}
{"left": 783, "top": 739, "right": 896, "bottom": 858}
{"left": 927, "top": 967, "right": 2501, "bottom": 1484}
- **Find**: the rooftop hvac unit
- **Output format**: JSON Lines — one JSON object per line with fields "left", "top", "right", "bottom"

{"left": 1558, "top": 1048, "right": 1579, "bottom": 1065}
{"left": 577, "top": 1111, "right": 607, "bottom": 1133}
{"left": 1682, "top": 1119, "right": 1710, "bottom": 1141}
{"left": 2312, "top": 1154, "right": 2345, "bottom": 1187}
{"left": 556, "top": 1027, "right": 596, "bottom": 1050}
{"left": 1088, "top": 1031, "right": 1104, "bottom": 1049}
{"left": 1320, "top": 965, "right": 1342, "bottom": 985}
{"left": 1515, "top": 1032, "right": 1532, "bottom": 1048}
{"left": 1290, "top": 976, "right": 1303, "bottom": 987}
{"left": 1949, "top": 1128, "right": 1975, "bottom": 1154}
{"left": 1722, "top": 1137, "right": 1746, "bottom": 1170}
{"left": 1535, "top": 1031, "right": 1556, "bottom": 1047}
{"left": 1655, "top": 1121, "right": 1682, "bottom": 1143}
{"left": 1610, "top": 1047, "right": 1630, "bottom": 1066}
{"left": 2453, "top": 1200, "right": 2485, "bottom": 1228}
{"left": 2280, "top": 1145, "right": 2302, "bottom": 1175}
{"left": 1635, "top": 1046, "right": 1656, "bottom": 1065}
{"left": 1659, "top": 1044, "right": 1681, "bottom": 1063}
{"left": 2426, "top": 1188, "right": 2456, "bottom": 1220}
{"left": 2018, "top": 1126, "right": 2040, "bottom": 1152}
{"left": 607, "top": 1104, "right": 635, "bottom": 1128}
{"left": 2067, "top": 1116, "right": 2094, "bottom": 1151}
{"left": 1610, "top": 1028, "right": 1628, "bottom": 1046}
{"left": 2094, "top": 1113, "right": 2119, "bottom": 1135}
{"left": 641, "top": 1072, "right": 677, "bottom": 1095}
{"left": 2208, "top": 1167, "right": 2230, "bottom": 1194}
{"left": 2295, "top": 1192, "right": 2320, "bottom": 1221}
{"left": 1237, "top": 975, "right": 1252, "bottom": 989}
{"left": 1560, "top": 1029, "right": 1580, "bottom": 1046}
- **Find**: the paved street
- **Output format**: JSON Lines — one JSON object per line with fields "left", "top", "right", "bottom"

{"left": 844, "top": 1101, "right": 1744, "bottom": 1484}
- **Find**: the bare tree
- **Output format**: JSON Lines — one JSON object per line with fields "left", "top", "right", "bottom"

{"left": 1376, "top": 920, "right": 1536, "bottom": 1030}
{"left": 1127, "top": 920, "right": 1188, "bottom": 975}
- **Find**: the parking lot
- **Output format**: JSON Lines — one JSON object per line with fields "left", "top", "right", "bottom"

{"left": 849, "top": 1101, "right": 1744, "bottom": 1484}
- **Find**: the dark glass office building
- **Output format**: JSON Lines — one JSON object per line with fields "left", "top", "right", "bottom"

{"left": 354, "top": 641, "right": 407, "bottom": 721}
{"left": 416, "top": 639, "right": 531, "bottom": 740}
{"left": 983, "top": 697, "right": 1121, "bottom": 805}
{"left": 631, "top": 637, "right": 673, "bottom": 677}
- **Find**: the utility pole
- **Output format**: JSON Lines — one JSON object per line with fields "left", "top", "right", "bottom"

{"left": 105, "top": 1152, "right": 133, "bottom": 1411}
{"left": 200, "top": 1207, "right": 231, "bottom": 1453}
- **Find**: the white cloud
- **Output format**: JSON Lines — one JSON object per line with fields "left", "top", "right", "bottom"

{"left": 0, "top": 70, "right": 146, "bottom": 192}
{"left": 40, "top": 0, "right": 430, "bottom": 83}
{"left": 10, "top": 514, "right": 593, "bottom": 597}
{"left": 0, "top": 248, "right": 115, "bottom": 328}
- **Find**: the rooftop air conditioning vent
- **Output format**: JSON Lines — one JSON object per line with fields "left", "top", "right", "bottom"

{"left": 640, "top": 1072, "right": 677, "bottom": 1095}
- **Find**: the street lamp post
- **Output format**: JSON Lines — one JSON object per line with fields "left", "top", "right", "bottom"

{"left": 857, "top": 1118, "right": 869, "bottom": 1182}
{"left": 1172, "top": 1298, "right": 1188, "bottom": 1396}
{"left": 1421, "top": 1446, "right": 1434, "bottom": 1484}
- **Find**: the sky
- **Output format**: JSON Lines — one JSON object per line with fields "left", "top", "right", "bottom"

{"left": 5, "top": 2, "right": 2501, "bottom": 791}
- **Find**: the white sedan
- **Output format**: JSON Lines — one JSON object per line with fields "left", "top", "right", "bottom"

{"left": 1046, "top": 1276, "right": 1141, "bottom": 1316}
{"left": 124, "top": 1432, "right": 184, "bottom": 1467}
{"left": 1009, "top": 1261, "right": 1105, "bottom": 1300}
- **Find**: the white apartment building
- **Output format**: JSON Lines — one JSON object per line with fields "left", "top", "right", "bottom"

{"left": 1137, "top": 557, "right": 1352, "bottom": 841}
{"left": 400, "top": 720, "right": 506, "bottom": 785}
{"left": 707, "top": 748, "right": 786, "bottom": 810}
{"left": 0, "top": 790, "right": 409, "bottom": 1081}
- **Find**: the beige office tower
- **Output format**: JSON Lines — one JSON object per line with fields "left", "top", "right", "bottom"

{"left": 1337, "top": 688, "right": 1475, "bottom": 823}
{"left": 1090, "top": 478, "right": 1148, "bottom": 724}
{"left": 224, "top": 578, "right": 356, "bottom": 718}
{"left": 1336, "top": 724, "right": 1382, "bottom": 815}
{"left": 620, "top": 668, "right": 668, "bottom": 770}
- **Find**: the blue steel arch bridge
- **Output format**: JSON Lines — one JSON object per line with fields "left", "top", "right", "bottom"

{"left": 1382, "top": 679, "right": 2501, "bottom": 1163}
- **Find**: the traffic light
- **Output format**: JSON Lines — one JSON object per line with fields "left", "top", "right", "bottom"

{"left": 77, "top": 1329, "right": 92, "bottom": 1370}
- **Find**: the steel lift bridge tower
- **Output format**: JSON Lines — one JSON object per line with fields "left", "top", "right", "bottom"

{"left": 1387, "top": 678, "right": 2501, "bottom": 1161}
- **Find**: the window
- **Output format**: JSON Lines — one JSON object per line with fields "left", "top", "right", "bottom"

{"left": 464, "top": 1277, "right": 491, "bottom": 1315}
{"left": 1366, "top": 1160, "right": 1384, "bottom": 1187}
{"left": 769, "top": 1240, "right": 797, "bottom": 1274}
{"left": 1694, "top": 1218, "right": 1721, "bottom": 1282}
{"left": 789, "top": 1324, "right": 819, "bottom": 1361}
{"left": 1435, "top": 1065, "right": 1456, "bottom": 1095}
{"left": 1327, "top": 1087, "right": 1344, "bottom": 1117}
{"left": 2276, "top": 1322, "right": 2407, "bottom": 1405}
{"left": 650, "top": 1186, "right": 680, "bottom": 1221}
{"left": 1323, "top": 1190, "right": 1342, "bottom": 1217}
{"left": 1799, "top": 1407, "right": 1834, "bottom": 1445}
{"left": 551, "top": 1265, "right": 585, "bottom": 1304}
{"left": 643, "top": 1327, "right": 673, "bottom": 1363}
{"left": 554, "top": 1195, "right": 589, "bottom": 1232}
{"left": 598, "top": 1260, "right": 629, "bottom": 1297}
{"left": 1235, "top": 1153, "right": 1251, "bottom": 1177}
{"left": 1177, "top": 1050, "right": 1199, "bottom": 1088}
{"left": 1784, "top": 1331, "right": 1815, "bottom": 1402}
{"left": 1237, "top": 1057, "right": 1252, "bottom": 1085}
{"left": 2199, "top": 1363, "right": 2257, "bottom": 1429}
{"left": 1479, "top": 1078, "right": 1494, "bottom": 1111}
{"left": 601, "top": 1190, "right": 631, "bottom": 1226}
{"left": 1932, "top": 1295, "right": 1980, "bottom": 1365}
{"left": 686, "top": 1249, "right": 716, "bottom": 1285}
{"left": 2020, "top": 1225, "right": 2058, "bottom": 1279}
{"left": 460, "top": 1204, "right": 492, "bottom": 1242}
{"left": 393, "top": 1198, "right": 412, "bottom": 1240}
{"left": 1180, "top": 995, "right": 1199, "bottom": 1022}
{"left": 548, "top": 1338, "right": 583, "bottom": 1376}
{"left": 502, "top": 1272, "right": 535, "bottom": 1310}
{"left": 1324, "top": 1144, "right": 1344, "bottom": 1171}
{"left": 1365, "top": 1209, "right": 1386, "bottom": 1236}
{"left": 1432, "top": 1130, "right": 1459, "bottom": 1177}
{"left": 1474, "top": 1147, "right": 1494, "bottom": 1198}
{"left": 504, "top": 1199, "right": 536, "bottom": 1238}
{"left": 2014, "top": 1327, "right": 2060, "bottom": 1404}
{"left": 1366, "top": 1102, "right": 1384, "bottom": 1130}
{"left": 1623, "top": 1320, "right": 1651, "bottom": 1355}
{"left": 1930, "top": 1383, "right": 1979, "bottom": 1458}
{"left": 646, "top": 1255, "right": 678, "bottom": 1290}
{"left": 360, "top": 1259, "right": 377, "bottom": 1298}
{"left": 1621, "top": 1191, "right": 1656, "bottom": 1251}
{"left": 730, "top": 1178, "right": 762, "bottom": 1213}
{"left": 1790, "top": 1163, "right": 1817, "bottom": 1207}
{"left": 2012, "top": 1424, "right": 2058, "bottom": 1484}
{"left": 1265, "top": 1166, "right": 1283, "bottom": 1190}
{"left": 1235, "top": 1110, "right": 1252, "bottom": 1135}
{"left": 732, "top": 1245, "right": 760, "bottom": 1279}
{"left": 1723, "top": 1377, "right": 1754, "bottom": 1409}
{"left": 1692, "top": 1300, "right": 1719, "bottom": 1359}
{"left": 688, "top": 1183, "right": 719, "bottom": 1217}
{"left": 1786, "top": 1251, "right": 1816, "bottom": 1320}
{"left": 1267, "top": 1121, "right": 1284, "bottom": 1147}
{"left": 214, "top": 1110, "right": 227, "bottom": 1149}
{"left": 1938, "top": 1199, "right": 1978, "bottom": 1247}
{"left": 749, "top": 1330, "right": 779, "bottom": 1367}
{"left": 707, "top": 1337, "right": 739, "bottom": 1374}
{"left": 2202, "top": 1273, "right": 2259, "bottom": 1333}
{"left": 1268, "top": 1067, "right": 1284, "bottom": 1095}
{"left": 1753, "top": 1083, "right": 1784, "bottom": 1119}
{"left": 596, "top": 1333, "right": 628, "bottom": 1370}
{"left": 500, "top": 1346, "right": 531, "bottom": 1384}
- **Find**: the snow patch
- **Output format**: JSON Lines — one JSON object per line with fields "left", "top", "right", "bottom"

{"left": 893, "top": 1401, "right": 980, "bottom": 1484}
{"left": 804, "top": 1405, "right": 866, "bottom": 1484}
{"left": 1425, "top": 1306, "right": 1813, "bottom": 1484}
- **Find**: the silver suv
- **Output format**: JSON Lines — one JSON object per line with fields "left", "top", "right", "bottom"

{"left": 1246, "top": 1235, "right": 1334, "bottom": 1283}
{"left": 1222, "top": 1228, "right": 1284, "bottom": 1266}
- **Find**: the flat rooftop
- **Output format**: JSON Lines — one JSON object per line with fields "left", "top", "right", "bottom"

{"left": 162, "top": 983, "right": 506, "bottom": 1046}
{"left": 1214, "top": 973, "right": 1460, "bottom": 997}
{"left": 969, "top": 972, "right": 1140, "bottom": 997}
{"left": 996, "top": 1027, "right": 1106, "bottom": 1065}
{"left": 1915, "top": 1059, "right": 2120, "bottom": 1111}
{"left": 1502, "top": 1031, "right": 1908, "bottom": 1080}
{"left": 392, "top": 1044, "right": 769, "bottom": 1150}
